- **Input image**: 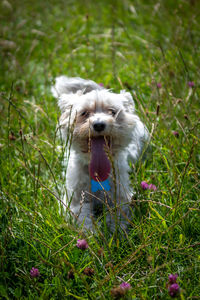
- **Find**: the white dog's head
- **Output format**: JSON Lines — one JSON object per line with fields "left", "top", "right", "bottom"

{"left": 52, "top": 76, "right": 148, "bottom": 160}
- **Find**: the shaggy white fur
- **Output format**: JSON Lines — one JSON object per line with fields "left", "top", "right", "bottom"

{"left": 52, "top": 76, "right": 149, "bottom": 232}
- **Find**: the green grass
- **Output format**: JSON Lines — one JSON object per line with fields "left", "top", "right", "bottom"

{"left": 0, "top": 0, "right": 200, "bottom": 299}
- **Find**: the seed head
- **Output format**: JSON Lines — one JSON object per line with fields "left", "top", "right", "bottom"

{"left": 83, "top": 267, "right": 95, "bottom": 277}
{"left": 110, "top": 287, "right": 126, "bottom": 299}
{"left": 67, "top": 269, "right": 75, "bottom": 279}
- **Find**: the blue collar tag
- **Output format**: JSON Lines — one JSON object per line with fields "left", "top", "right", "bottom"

{"left": 91, "top": 179, "right": 111, "bottom": 192}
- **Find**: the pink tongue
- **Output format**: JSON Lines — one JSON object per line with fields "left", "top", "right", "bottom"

{"left": 89, "top": 137, "right": 111, "bottom": 181}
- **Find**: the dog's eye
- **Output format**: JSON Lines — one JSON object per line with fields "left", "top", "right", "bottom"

{"left": 81, "top": 111, "right": 89, "bottom": 117}
{"left": 108, "top": 109, "right": 116, "bottom": 116}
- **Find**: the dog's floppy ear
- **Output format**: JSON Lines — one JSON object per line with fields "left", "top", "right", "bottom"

{"left": 57, "top": 94, "right": 77, "bottom": 140}
{"left": 120, "top": 90, "right": 135, "bottom": 112}
{"left": 58, "top": 94, "right": 76, "bottom": 114}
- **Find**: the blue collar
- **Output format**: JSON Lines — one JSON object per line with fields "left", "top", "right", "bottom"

{"left": 91, "top": 179, "right": 110, "bottom": 192}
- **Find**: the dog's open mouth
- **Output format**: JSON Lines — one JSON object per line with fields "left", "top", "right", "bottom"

{"left": 89, "top": 136, "right": 111, "bottom": 182}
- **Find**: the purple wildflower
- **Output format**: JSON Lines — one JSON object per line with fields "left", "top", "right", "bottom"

{"left": 168, "top": 283, "right": 180, "bottom": 297}
{"left": 76, "top": 239, "right": 88, "bottom": 250}
{"left": 99, "top": 83, "right": 104, "bottom": 87}
{"left": 30, "top": 267, "right": 40, "bottom": 278}
{"left": 120, "top": 282, "right": 131, "bottom": 290}
{"left": 188, "top": 81, "right": 195, "bottom": 88}
{"left": 141, "top": 181, "right": 149, "bottom": 190}
{"left": 157, "top": 83, "right": 162, "bottom": 88}
{"left": 148, "top": 184, "right": 157, "bottom": 191}
{"left": 168, "top": 274, "right": 178, "bottom": 284}
{"left": 172, "top": 131, "right": 179, "bottom": 138}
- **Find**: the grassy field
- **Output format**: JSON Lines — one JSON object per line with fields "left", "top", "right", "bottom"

{"left": 0, "top": 0, "right": 200, "bottom": 299}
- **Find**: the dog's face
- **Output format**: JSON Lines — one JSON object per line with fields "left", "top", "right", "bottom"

{"left": 58, "top": 90, "right": 137, "bottom": 154}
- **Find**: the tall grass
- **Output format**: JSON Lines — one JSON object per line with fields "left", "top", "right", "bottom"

{"left": 0, "top": 0, "right": 199, "bottom": 298}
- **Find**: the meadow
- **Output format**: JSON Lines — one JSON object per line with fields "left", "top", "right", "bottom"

{"left": 0, "top": 0, "right": 200, "bottom": 298}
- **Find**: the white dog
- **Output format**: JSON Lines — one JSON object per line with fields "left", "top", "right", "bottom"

{"left": 52, "top": 76, "right": 149, "bottom": 232}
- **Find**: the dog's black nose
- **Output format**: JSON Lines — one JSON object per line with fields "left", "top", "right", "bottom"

{"left": 93, "top": 122, "right": 106, "bottom": 132}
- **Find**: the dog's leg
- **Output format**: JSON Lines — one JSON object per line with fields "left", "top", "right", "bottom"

{"left": 105, "top": 197, "right": 131, "bottom": 233}
{"left": 71, "top": 202, "right": 94, "bottom": 231}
